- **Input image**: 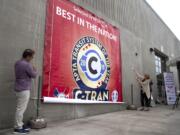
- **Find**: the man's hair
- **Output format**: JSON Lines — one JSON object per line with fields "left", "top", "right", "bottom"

{"left": 22, "top": 49, "right": 35, "bottom": 58}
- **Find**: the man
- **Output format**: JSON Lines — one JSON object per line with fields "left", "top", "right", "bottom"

{"left": 14, "top": 49, "right": 37, "bottom": 134}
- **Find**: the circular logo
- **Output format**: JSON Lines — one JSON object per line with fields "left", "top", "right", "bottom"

{"left": 72, "top": 37, "right": 110, "bottom": 90}
{"left": 112, "top": 90, "right": 118, "bottom": 102}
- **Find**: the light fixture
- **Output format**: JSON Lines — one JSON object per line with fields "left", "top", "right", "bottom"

{"left": 149, "top": 48, "right": 154, "bottom": 53}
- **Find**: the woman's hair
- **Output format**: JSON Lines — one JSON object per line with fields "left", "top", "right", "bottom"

{"left": 144, "top": 74, "right": 150, "bottom": 79}
{"left": 142, "top": 74, "right": 150, "bottom": 82}
{"left": 22, "top": 49, "right": 35, "bottom": 58}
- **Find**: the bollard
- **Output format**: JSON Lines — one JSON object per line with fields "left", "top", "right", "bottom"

{"left": 127, "top": 84, "right": 137, "bottom": 110}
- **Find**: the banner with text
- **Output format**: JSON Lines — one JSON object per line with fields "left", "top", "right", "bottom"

{"left": 164, "top": 72, "right": 176, "bottom": 105}
{"left": 42, "top": 0, "right": 122, "bottom": 103}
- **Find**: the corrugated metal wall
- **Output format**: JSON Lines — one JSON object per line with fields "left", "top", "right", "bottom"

{"left": 71, "top": 0, "right": 179, "bottom": 46}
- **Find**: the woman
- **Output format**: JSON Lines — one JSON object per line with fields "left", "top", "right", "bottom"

{"left": 134, "top": 70, "right": 151, "bottom": 111}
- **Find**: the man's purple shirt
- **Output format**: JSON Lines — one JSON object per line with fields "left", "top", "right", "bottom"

{"left": 15, "top": 59, "right": 38, "bottom": 92}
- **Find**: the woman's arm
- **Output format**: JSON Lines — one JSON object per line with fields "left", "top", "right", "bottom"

{"left": 139, "top": 79, "right": 150, "bottom": 86}
{"left": 133, "top": 69, "right": 144, "bottom": 80}
{"left": 136, "top": 77, "right": 142, "bottom": 85}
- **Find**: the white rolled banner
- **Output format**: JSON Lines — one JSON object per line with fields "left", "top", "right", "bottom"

{"left": 43, "top": 97, "right": 124, "bottom": 104}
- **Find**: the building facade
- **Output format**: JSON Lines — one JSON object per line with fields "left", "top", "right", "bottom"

{"left": 0, "top": 0, "right": 180, "bottom": 129}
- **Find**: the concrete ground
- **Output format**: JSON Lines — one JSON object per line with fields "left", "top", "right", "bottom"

{"left": 1, "top": 105, "right": 180, "bottom": 135}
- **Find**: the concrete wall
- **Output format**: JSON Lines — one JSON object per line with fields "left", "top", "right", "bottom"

{"left": 0, "top": 0, "right": 46, "bottom": 129}
{"left": 0, "top": 0, "right": 180, "bottom": 129}
{"left": 71, "top": 0, "right": 180, "bottom": 101}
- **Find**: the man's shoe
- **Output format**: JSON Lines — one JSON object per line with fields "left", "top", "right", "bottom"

{"left": 23, "top": 124, "right": 31, "bottom": 131}
{"left": 13, "top": 128, "right": 29, "bottom": 134}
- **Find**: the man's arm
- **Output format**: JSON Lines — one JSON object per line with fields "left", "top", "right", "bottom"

{"left": 26, "top": 64, "right": 38, "bottom": 78}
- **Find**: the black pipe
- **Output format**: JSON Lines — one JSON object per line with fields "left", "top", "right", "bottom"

{"left": 37, "top": 76, "right": 42, "bottom": 118}
{"left": 131, "top": 84, "right": 133, "bottom": 104}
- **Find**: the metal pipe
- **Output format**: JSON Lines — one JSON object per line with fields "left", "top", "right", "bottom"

{"left": 131, "top": 84, "right": 134, "bottom": 104}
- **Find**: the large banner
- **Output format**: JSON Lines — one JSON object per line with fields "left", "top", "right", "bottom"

{"left": 163, "top": 72, "right": 176, "bottom": 105}
{"left": 42, "top": 0, "right": 122, "bottom": 103}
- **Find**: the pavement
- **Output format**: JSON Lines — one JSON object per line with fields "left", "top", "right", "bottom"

{"left": 0, "top": 105, "right": 180, "bottom": 135}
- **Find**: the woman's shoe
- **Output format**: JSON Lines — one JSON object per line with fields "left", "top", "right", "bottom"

{"left": 144, "top": 107, "right": 150, "bottom": 111}
{"left": 138, "top": 107, "right": 144, "bottom": 111}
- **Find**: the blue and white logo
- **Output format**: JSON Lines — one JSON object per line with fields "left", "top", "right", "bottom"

{"left": 72, "top": 36, "right": 110, "bottom": 90}
{"left": 79, "top": 50, "right": 107, "bottom": 81}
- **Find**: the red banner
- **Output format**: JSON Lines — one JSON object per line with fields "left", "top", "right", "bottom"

{"left": 42, "top": 0, "right": 122, "bottom": 103}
